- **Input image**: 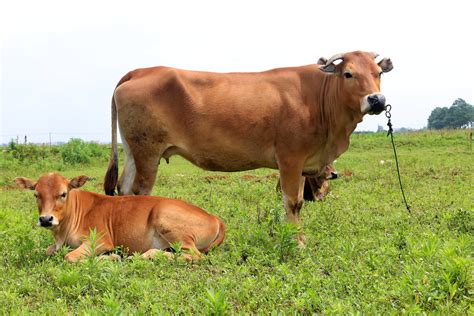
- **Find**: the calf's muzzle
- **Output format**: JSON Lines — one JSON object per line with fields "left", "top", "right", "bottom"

{"left": 39, "top": 215, "right": 54, "bottom": 227}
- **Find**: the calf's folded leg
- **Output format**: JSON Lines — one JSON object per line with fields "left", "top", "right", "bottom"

{"left": 64, "top": 240, "right": 114, "bottom": 262}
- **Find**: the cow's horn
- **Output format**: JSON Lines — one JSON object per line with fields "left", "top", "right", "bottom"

{"left": 320, "top": 53, "right": 344, "bottom": 73}
{"left": 373, "top": 53, "right": 383, "bottom": 63}
{"left": 317, "top": 57, "right": 327, "bottom": 65}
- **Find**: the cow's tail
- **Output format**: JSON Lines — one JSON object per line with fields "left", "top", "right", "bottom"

{"left": 104, "top": 73, "right": 131, "bottom": 196}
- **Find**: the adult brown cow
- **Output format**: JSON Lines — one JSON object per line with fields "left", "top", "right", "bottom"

{"left": 16, "top": 173, "right": 225, "bottom": 262}
{"left": 104, "top": 51, "right": 393, "bottom": 242}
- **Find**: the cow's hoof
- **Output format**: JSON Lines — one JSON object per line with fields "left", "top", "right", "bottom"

{"left": 46, "top": 245, "right": 57, "bottom": 256}
{"left": 64, "top": 254, "right": 81, "bottom": 263}
{"left": 98, "top": 254, "right": 121, "bottom": 261}
{"left": 141, "top": 249, "right": 173, "bottom": 260}
{"left": 296, "top": 234, "right": 306, "bottom": 248}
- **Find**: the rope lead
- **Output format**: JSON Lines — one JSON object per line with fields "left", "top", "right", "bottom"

{"left": 385, "top": 104, "right": 412, "bottom": 213}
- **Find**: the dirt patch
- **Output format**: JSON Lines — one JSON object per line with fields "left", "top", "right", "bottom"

{"left": 341, "top": 170, "right": 354, "bottom": 177}
{"left": 1, "top": 185, "right": 21, "bottom": 191}
{"left": 204, "top": 175, "right": 230, "bottom": 182}
{"left": 241, "top": 173, "right": 279, "bottom": 182}
{"left": 204, "top": 172, "right": 279, "bottom": 183}
{"left": 241, "top": 175, "right": 258, "bottom": 181}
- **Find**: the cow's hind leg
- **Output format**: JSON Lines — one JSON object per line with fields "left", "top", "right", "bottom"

{"left": 131, "top": 154, "right": 163, "bottom": 195}
{"left": 117, "top": 135, "right": 136, "bottom": 195}
{"left": 118, "top": 125, "right": 166, "bottom": 196}
{"left": 119, "top": 134, "right": 165, "bottom": 195}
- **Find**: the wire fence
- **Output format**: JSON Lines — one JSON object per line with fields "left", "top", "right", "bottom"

{"left": 0, "top": 132, "right": 112, "bottom": 145}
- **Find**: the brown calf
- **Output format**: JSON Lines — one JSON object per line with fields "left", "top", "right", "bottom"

{"left": 15, "top": 173, "right": 225, "bottom": 262}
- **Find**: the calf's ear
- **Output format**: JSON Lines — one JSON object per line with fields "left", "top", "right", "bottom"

{"left": 69, "top": 175, "right": 90, "bottom": 189}
{"left": 15, "top": 177, "right": 36, "bottom": 190}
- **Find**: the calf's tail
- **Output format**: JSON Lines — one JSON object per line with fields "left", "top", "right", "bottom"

{"left": 208, "top": 219, "right": 226, "bottom": 252}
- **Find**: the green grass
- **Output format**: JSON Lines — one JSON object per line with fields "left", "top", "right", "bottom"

{"left": 0, "top": 130, "right": 472, "bottom": 314}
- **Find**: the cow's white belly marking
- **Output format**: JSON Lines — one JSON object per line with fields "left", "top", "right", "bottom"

{"left": 119, "top": 131, "right": 136, "bottom": 194}
{"left": 151, "top": 234, "right": 169, "bottom": 250}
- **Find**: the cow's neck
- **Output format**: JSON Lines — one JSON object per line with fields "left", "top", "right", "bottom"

{"left": 311, "top": 71, "right": 363, "bottom": 162}
{"left": 328, "top": 110, "right": 361, "bottom": 158}
{"left": 52, "top": 190, "right": 86, "bottom": 247}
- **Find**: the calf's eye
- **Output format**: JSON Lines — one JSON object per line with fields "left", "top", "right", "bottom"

{"left": 343, "top": 72, "right": 353, "bottom": 79}
{"left": 60, "top": 192, "right": 67, "bottom": 198}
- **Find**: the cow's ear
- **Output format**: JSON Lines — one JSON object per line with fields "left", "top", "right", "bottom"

{"left": 15, "top": 177, "right": 36, "bottom": 190}
{"left": 69, "top": 175, "right": 90, "bottom": 189}
{"left": 378, "top": 58, "right": 393, "bottom": 73}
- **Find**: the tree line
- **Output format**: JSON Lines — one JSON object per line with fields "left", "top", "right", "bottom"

{"left": 428, "top": 98, "right": 473, "bottom": 129}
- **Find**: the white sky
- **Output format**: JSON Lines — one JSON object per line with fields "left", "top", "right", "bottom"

{"left": 1, "top": 0, "right": 473, "bottom": 144}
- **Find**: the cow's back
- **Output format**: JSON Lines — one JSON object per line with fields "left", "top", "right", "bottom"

{"left": 113, "top": 65, "right": 318, "bottom": 171}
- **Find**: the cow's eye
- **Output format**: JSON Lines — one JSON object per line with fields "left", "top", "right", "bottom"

{"left": 343, "top": 72, "right": 353, "bottom": 79}
{"left": 60, "top": 192, "right": 67, "bottom": 198}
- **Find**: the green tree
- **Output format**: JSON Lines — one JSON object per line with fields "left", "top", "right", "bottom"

{"left": 428, "top": 98, "right": 473, "bottom": 129}
{"left": 449, "top": 98, "right": 473, "bottom": 128}
{"left": 428, "top": 107, "right": 448, "bottom": 129}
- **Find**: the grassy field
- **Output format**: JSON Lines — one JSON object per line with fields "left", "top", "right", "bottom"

{"left": 0, "top": 130, "right": 472, "bottom": 314}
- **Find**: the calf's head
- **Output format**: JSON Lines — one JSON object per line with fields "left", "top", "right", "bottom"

{"left": 15, "top": 173, "right": 89, "bottom": 228}
{"left": 319, "top": 51, "right": 393, "bottom": 115}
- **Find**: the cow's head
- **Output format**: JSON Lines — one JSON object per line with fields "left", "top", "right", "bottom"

{"left": 15, "top": 173, "right": 89, "bottom": 229}
{"left": 302, "top": 164, "right": 338, "bottom": 201}
{"left": 318, "top": 51, "right": 393, "bottom": 115}
{"left": 324, "top": 164, "right": 338, "bottom": 180}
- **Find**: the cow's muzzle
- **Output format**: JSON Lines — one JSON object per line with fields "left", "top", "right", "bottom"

{"left": 367, "top": 93, "right": 386, "bottom": 115}
{"left": 38, "top": 215, "right": 54, "bottom": 228}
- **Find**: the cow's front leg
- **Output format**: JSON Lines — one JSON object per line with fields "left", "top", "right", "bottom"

{"left": 64, "top": 241, "right": 113, "bottom": 263}
{"left": 46, "top": 244, "right": 58, "bottom": 256}
{"left": 278, "top": 158, "right": 306, "bottom": 246}
{"left": 46, "top": 240, "right": 65, "bottom": 256}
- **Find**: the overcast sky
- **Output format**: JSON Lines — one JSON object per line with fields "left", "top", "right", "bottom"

{"left": 1, "top": 0, "right": 473, "bottom": 144}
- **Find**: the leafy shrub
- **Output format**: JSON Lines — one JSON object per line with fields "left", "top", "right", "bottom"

{"left": 59, "top": 138, "right": 92, "bottom": 164}
{"left": 448, "top": 209, "right": 473, "bottom": 234}
{"left": 5, "top": 141, "right": 56, "bottom": 162}
{"left": 59, "top": 138, "right": 107, "bottom": 164}
{"left": 4, "top": 138, "right": 108, "bottom": 166}
{"left": 273, "top": 222, "right": 299, "bottom": 262}
{"left": 204, "top": 288, "right": 228, "bottom": 316}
